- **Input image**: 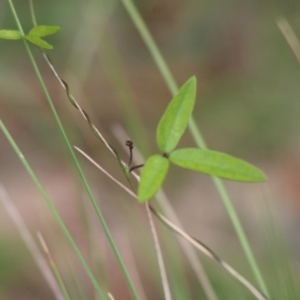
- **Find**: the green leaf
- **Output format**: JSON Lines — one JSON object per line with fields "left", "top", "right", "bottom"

{"left": 25, "top": 35, "right": 53, "bottom": 49}
{"left": 0, "top": 30, "right": 22, "bottom": 40}
{"left": 169, "top": 148, "right": 267, "bottom": 182}
{"left": 29, "top": 25, "right": 60, "bottom": 37}
{"left": 156, "top": 76, "right": 197, "bottom": 153}
{"left": 138, "top": 155, "right": 169, "bottom": 202}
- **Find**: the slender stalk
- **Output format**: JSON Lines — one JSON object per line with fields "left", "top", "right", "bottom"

{"left": 0, "top": 118, "right": 106, "bottom": 300}
{"left": 0, "top": 185, "right": 65, "bottom": 300}
{"left": 29, "top": 0, "right": 37, "bottom": 26}
{"left": 108, "top": 293, "right": 115, "bottom": 300}
{"left": 8, "top": 1, "right": 140, "bottom": 299}
{"left": 31, "top": 1, "right": 109, "bottom": 291}
{"left": 37, "top": 233, "right": 71, "bottom": 300}
{"left": 145, "top": 203, "right": 172, "bottom": 300}
{"left": 277, "top": 18, "right": 300, "bottom": 66}
{"left": 276, "top": 18, "right": 300, "bottom": 64}
{"left": 118, "top": 0, "right": 270, "bottom": 297}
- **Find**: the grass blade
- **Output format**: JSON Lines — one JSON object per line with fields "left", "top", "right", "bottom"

{"left": 0, "top": 118, "right": 106, "bottom": 299}
{"left": 37, "top": 233, "right": 71, "bottom": 300}
{"left": 145, "top": 202, "right": 172, "bottom": 300}
{"left": 0, "top": 185, "right": 65, "bottom": 300}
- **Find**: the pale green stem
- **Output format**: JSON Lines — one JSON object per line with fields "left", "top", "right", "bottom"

{"left": 8, "top": 1, "right": 140, "bottom": 299}
{"left": 39, "top": 236, "right": 71, "bottom": 300}
{"left": 0, "top": 185, "right": 65, "bottom": 300}
{"left": 119, "top": 0, "right": 270, "bottom": 297}
{"left": 51, "top": 265, "right": 71, "bottom": 300}
{"left": 0, "top": 118, "right": 106, "bottom": 300}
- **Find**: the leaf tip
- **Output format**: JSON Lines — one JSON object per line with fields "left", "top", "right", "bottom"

{"left": 189, "top": 75, "right": 197, "bottom": 84}
{"left": 254, "top": 170, "right": 268, "bottom": 182}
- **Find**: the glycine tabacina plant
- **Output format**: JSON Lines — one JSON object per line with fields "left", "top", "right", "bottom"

{"left": 138, "top": 77, "right": 267, "bottom": 202}
{"left": 0, "top": 25, "right": 60, "bottom": 49}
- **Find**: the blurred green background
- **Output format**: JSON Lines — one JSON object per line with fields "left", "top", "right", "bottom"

{"left": 0, "top": 0, "right": 300, "bottom": 299}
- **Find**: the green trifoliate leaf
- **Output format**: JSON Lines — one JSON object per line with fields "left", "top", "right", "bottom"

{"left": 138, "top": 155, "right": 169, "bottom": 202}
{"left": 157, "top": 76, "right": 196, "bottom": 153}
{"left": 0, "top": 30, "right": 22, "bottom": 40}
{"left": 25, "top": 35, "right": 53, "bottom": 49}
{"left": 29, "top": 25, "right": 60, "bottom": 37}
{"left": 169, "top": 148, "right": 267, "bottom": 182}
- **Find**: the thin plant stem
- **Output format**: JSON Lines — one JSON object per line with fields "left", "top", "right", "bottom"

{"left": 0, "top": 185, "right": 65, "bottom": 300}
{"left": 8, "top": 1, "right": 140, "bottom": 299}
{"left": 277, "top": 18, "right": 300, "bottom": 66}
{"left": 75, "top": 146, "right": 137, "bottom": 198}
{"left": 29, "top": 0, "right": 37, "bottom": 26}
{"left": 108, "top": 293, "right": 115, "bottom": 300}
{"left": 37, "top": 233, "right": 71, "bottom": 300}
{"left": 118, "top": 0, "right": 270, "bottom": 297}
{"left": 0, "top": 119, "right": 106, "bottom": 300}
{"left": 145, "top": 202, "right": 172, "bottom": 300}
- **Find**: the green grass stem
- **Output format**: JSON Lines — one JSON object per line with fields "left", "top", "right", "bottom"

{"left": 0, "top": 118, "right": 106, "bottom": 300}
{"left": 51, "top": 266, "right": 71, "bottom": 300}
{"left": 8, "top": 1, "right": 140, "bottom": 299}
{"left": 30, "top": 1, "right": 110, "bottom": 290}
{"left": 0, "top": 185, "right": 65, "bottom": 300}
{"left": 119, "top": 0, "right": 270, "bottom": 297}
{"left": 37, "top": 233, "right": 71, "bottom": 300}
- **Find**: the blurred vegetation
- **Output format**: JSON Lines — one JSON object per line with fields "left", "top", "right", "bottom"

{"left": 0, "top": 0, "right": 300, "bottom": 299}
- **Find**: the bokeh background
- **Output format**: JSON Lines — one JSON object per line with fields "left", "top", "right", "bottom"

{"left": 0, "top": 0, "right": 300, "bottom": 299}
